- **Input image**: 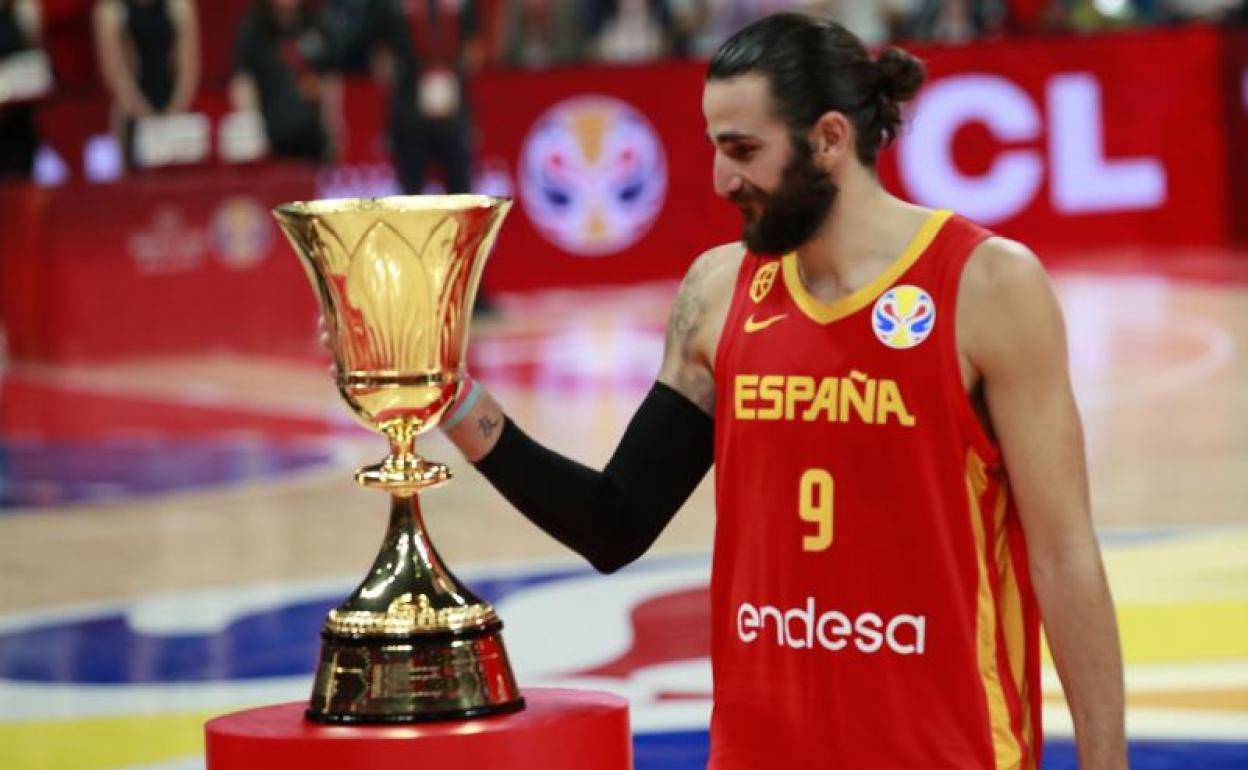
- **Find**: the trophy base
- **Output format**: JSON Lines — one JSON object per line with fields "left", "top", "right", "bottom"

{"left": 305, "top": 700, "right": 526, "bottom": 725}
{"left": 306, "top": 624, "right": 525, "bottom": 724}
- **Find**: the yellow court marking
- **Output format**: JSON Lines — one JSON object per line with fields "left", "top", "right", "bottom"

{"left": 1043, "top": 688, "right": 1248, "bottom": 711}
{"left": 1104, "top": 530, "right": 1248, "bottom": 605}
{"left": 1031, "top": 531, "right": 1248, "bottom": 666}
{"left": 1097, "top": 530, "right": 1248, "bottom": 664}
{"left": 0, "top": 710, "right": 221, "bottom": 770}
{"left": 1117, "top": 601, "right": 1248, "bottom": 663}
{"left": 1125, "top": 689, "right": 1248, "bottom": 713}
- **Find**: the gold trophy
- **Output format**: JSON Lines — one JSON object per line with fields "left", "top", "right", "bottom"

{"left": 273, "top": 195, "right": 524, "bottom": 724}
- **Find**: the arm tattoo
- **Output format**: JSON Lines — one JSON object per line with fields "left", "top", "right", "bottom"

{"left": 667, "top": 280, "right": 703, "bottom": 346}
{"left": 477, "top": 414, "right": 500, "bottom": 439}
{"left": 660, "top": 259, "right": 717, "bottom": 414}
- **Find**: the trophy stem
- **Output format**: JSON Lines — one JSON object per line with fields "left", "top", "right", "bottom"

{"left": 307, "top": 493, "right": 524, "bottom": 723}
{"left": 324, "top": 494, "right": 500, "bottom": 637}
{"left": 355, "top": 419, "right": 451, "bottom": 492}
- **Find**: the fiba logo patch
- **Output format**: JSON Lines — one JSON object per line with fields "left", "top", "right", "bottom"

{"left": 212, "top": 196, "right": 272, "bottom": 269}
{"left": 749, "top": 262, "right": 779, "bottom": 303}
{"left": 519, "top": 96, "right": 667, "bottom": 257}
{"left": 872, "top": 285, "right": 935, "bottom": 349}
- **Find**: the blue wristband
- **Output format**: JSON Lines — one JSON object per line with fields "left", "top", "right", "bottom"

{"left": 441, "top": 379, "right": 482, "bottom": 431}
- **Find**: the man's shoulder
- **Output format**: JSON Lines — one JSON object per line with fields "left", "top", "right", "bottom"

{"left": 961, "top": 236, "right": 1048, "bottom": 307}
{"left": 958, "top": 235, "right": 1064, "bottom": 370}
{"left": 683, "top": 241, "right": 748, "bottom": 301}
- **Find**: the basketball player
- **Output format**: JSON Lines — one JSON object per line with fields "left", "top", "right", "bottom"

{"left": 441, "top": 13, "right": 1127, "bottom": 770}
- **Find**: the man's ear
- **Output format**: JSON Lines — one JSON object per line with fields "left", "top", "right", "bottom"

{"left": 808, "top": 111, "right": 854, "bottom": 169}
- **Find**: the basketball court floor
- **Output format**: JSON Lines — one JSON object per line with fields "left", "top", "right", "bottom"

{"left": 1, "top": 248, "right": 1246, "bottom": 769}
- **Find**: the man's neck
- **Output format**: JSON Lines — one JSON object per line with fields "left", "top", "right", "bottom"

{"left": 793, "top": 171, "right": 924, "bottom": 302}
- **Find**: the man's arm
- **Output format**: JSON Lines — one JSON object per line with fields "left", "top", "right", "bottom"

{"left": 168, "top": 0, "right": 200, "bottom": 113}
{"left": 962, "top": 239, "right": 1127, "bottom": 770}
{"left": 440, "top": 249, "right": 732, "bottom": 571}
{"left": 93, "top": 0, "right": 153, "bottom": 117}
{"left": 655, "top": 248, "right": 721, "bottom": 414}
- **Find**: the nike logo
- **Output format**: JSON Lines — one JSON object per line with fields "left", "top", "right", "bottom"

{"left": 744, "top": 313, "right": 787, "bottom": 333}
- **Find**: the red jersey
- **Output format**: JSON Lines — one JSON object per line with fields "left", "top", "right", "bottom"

{"left": 710, "top": 210, "right": 1042, "bottom": 769}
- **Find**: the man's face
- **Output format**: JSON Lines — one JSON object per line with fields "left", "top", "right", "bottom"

{"left": 702, "top": 74, "right": 836, "bottom": 255}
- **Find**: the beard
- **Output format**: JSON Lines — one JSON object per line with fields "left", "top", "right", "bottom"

{"left": 734, "top": 136, "right": 837, "bottom": 256}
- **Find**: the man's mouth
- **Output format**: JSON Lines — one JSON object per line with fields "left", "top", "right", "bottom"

{"left": 735, "top": 197, "right": 763, "bottom": 220}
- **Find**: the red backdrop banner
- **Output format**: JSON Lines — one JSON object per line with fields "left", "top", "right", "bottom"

{"left": 3, "top": 25, "right": 1241, "bottom": 361}
{"left": 1222, "top": 27, "right": 1248, "bottom": 245}
{"left": 472, "top": 26, "right": 1232, "bottom": 291}
{"left": 880, "top": 26, "right": 1230, "bottom": 252}
{"left": 0, "top": 166, "right": 320, "bottom": 361}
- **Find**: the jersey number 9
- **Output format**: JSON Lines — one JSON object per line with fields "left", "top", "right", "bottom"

{"left": 800, "top": 468, "right": 834, "bottom": 551}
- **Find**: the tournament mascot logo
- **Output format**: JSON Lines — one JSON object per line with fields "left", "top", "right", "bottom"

{"left": 519, "top": 96, "right": 668, "bottom": 257}
{"left": 871, "top": 285, "right": 936, "bottom": 349}
{"left": 212, "top": 196, "right": 273, "bottom": 269}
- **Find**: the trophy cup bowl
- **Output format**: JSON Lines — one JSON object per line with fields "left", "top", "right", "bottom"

{"left": 273, "top": 195, "right": 524, "bottom": 724}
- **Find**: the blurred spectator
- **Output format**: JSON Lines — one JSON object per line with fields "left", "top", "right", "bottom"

{"left": 805, "top": 0, "right": 921, "bottom": 45}
{"left": 1155, "top": 0, "right": 1240, "bottom": 21}
{"left": 671, "top": 0, "right": 767, "bottom": 58}
{"left": 664, "top": 1, "right": 854, "bottom": 59}
{"left": 0, "top": 0, "right": 46, "bottom": 179}
{"left": 588, "top": 0, "right": 675, "bottom": 63}
{"left": 326, "top": 0, "right": 376, "bottom": 73}
{"left": 1003, "top": 0, "right": 1066, "bottom": 34}
{"left": 332, "top": 0, "right": 493, "bottom": 311}
{"left": 93, "top": 0, "right": 201, "bottom": 168}
{"left": 383, "top": 0, "right": 484, "bottom": 195}
{"left": 496, "top": 0, "right": 585, "bottom": 68}
{"left": 231, "top": 0, "right": 341, "bottom": 163}
{"left": 906, "top": 0, "right": 1005, "bottom": 41}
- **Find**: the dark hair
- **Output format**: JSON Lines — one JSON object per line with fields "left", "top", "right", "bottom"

{"left": 707, "top": 13, "right": 925, "bottom": 166}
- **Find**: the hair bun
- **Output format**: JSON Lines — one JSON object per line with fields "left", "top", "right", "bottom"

{"left": 876, "top": 47, "right": 925, "bottom": 103}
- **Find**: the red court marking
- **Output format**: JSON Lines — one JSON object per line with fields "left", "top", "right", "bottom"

{"left": 576, "top": 587, "right": 711, "bottom": 680}
{"left": 0, "top": 376, "right": 341, "bottom": 441}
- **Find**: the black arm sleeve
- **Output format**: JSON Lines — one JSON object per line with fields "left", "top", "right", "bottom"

{"left": 474, "top": 382, "right": 714, "bottom": 574}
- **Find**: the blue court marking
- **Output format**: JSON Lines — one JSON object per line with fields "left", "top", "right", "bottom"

{"left": 634, "top": 730, "right": 708, "bottom": 770}
{"left": 0, "top": 438, "right": 334, "bottom": 510}
{"left": 0, "top": 563, "right": 592, "bottom": 683}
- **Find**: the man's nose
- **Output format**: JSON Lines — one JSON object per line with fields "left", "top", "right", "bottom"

{"left": 713, "top": 158, "right": 744, "bottom": 199}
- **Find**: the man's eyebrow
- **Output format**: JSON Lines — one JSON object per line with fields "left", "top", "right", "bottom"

{"left": 707, "top": 131, "right": 758, "bottom": 145}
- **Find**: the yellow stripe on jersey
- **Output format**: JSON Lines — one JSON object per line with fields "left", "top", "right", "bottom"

{"left": 966, "top": 449, "right": 1025, "bottom": 770}
{"left": 992, "top": 483, "right": 1037, "bottom": 770}
{"left": 781, "top": 209, "right": 952, "bottom": 325}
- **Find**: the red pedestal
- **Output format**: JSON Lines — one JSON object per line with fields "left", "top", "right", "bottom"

{"left": 205, "top": 688, "right": 632, "bottom": 770}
